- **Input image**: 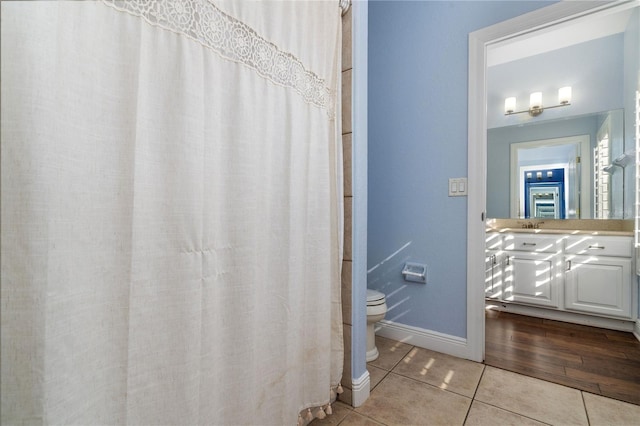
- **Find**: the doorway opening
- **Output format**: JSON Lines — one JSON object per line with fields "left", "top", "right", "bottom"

{"left": 466, "top": 1, "right": 638, "bottom": 364}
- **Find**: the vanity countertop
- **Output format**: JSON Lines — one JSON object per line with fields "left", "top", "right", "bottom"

{"left": 486, "top": 219, "right": 635, "bottom": 237}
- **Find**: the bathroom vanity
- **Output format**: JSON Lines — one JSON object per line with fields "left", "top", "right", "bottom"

{"left": 485, "top": 219, "right": 638, "bottom": 331}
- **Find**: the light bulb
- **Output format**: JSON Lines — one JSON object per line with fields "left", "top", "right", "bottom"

{"left": 504, "top": 97, "right": 516, "bottom": 114}
{"left": 530, "top": 92, "right": 542, "bottom": 109}
{"left": 558, "top": 86, "right": 572, "bottom": 104}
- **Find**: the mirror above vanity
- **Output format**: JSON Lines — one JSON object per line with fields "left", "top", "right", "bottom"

{"left": 485, "top": 5, "right": 638, "bottom": 231}
{"left": 487, "top": 109, "right": 629, "bottom": 220}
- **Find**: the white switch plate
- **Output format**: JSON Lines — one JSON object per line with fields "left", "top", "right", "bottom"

{"left": 448, "top": 178, "right": 468, "bottom": 197}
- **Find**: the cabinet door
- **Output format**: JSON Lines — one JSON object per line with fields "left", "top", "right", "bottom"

{"left": 503, "top": 252, "right": 558, "bottom": 307}
{"left": 485, "top": 251, "right": 503, "bottom": 299}
{"left": 565, "top": 256, "right": 631, "bottom": 318}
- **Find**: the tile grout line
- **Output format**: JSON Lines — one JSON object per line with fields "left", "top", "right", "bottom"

{"left": 345, "top": 410, "right": 389, "bottom": 426}
{"left": 581, "top": 391, "right": 592, "bottom": 426}
{"left": 461, "top": 364, "right": 487, "bottom": 425}
{"left": 471, "top": 400, "right": 555, "bottom": 426}
{"left": 343, "top": 366, "right": 392, "bottom": 426}
{"left": 468, "top": 398, "right": 554, "bottom": 426}
{"left": 350, "top": 343, "right": 417, "bottom": 425}
{"left": 388, "top": 367, "right": 481, "bottom": 402}
{"left": 473, "top": 365, "right": 571, "bottom": 426}
{"left": 390, "top": 344, "right": 415, "bottom": 371}
{"left": 580, "top": 392, "right": 606, "bottom": 425}
{"left": 370, "top": 366, "right": 391, "bottom": 393}
{"left": 373, "top": 343, "right": 414, "bottom": 391}
{"left": 383, "top": 366, "right": 477, "bottom": 402}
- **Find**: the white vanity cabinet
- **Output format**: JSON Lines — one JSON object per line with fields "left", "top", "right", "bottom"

{"left": 502, "top": 234, "right": 562, "bottom": 308}
{"left": 564, "top": 236, "right": 634, "bottom": 319}
{"left": 485, "top": 233, "right": 504, "bottom": 299}
{"left": 486, "top": 229, "right": 637, "bottom": 329}
{"left": 485, "top": 250, "right": 504, "bottom": 300}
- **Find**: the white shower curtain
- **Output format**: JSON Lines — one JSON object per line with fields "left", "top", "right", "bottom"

{"left": 1, "top": 1, "right": 343, "bottom": 424}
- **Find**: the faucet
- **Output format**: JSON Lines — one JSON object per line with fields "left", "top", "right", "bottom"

{"left": 521, "top": 221, "right": 544, "bottom": 229}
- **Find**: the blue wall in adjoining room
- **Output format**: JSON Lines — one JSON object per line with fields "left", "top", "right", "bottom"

{"left": 368, "top": 1, "right": 556, "bottom": 338}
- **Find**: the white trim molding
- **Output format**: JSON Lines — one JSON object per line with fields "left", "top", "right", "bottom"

{"left": 376, "top": 320, "right": 469, "bottom": 360}
{"left": 351, "top": 370, "right": 370, "bottom": 408}
{"left": 634, "top": 319, "right": 640, "bottom": 342}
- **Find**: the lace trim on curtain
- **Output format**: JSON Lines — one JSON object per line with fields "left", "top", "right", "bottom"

{"left": 101, "top": 0, "right": 335, "bottom": 117}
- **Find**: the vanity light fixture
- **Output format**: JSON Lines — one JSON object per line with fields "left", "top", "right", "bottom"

{"left": 504, "top": 86, "right": 572, "bottom": 117}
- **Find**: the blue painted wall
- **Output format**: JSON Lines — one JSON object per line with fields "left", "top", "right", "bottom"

{"left": 368, "top": 1, "right": 555, "bottom": 338}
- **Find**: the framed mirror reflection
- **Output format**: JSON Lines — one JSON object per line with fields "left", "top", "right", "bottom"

{"left": 487, "top": 109, "right": 629, "bottom": 219}
{"left": 486, "top": 7, "right": 637, "bottom": 222}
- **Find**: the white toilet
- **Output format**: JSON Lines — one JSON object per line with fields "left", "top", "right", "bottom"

{"left": 366, "top": 289, "right": 387, "bottom": 362}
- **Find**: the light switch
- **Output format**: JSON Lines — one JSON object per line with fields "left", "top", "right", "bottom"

{"left": 448, "top": 177, "right": 468, "bottom": 197}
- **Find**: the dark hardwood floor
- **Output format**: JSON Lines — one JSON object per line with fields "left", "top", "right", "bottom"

{"left": 484, "top": 309, "right": 640, "bottom": 406}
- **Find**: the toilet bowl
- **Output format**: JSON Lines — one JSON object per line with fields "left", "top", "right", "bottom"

{"left": 366, "top": 289, "right": 387, "bottom": 362}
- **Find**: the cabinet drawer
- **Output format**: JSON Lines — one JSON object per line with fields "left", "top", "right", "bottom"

{"left": 503, "top": 234, "right": 561, "bottom": 253}
{"left": 564, "top": 236, "right": 632, "bottom": 257}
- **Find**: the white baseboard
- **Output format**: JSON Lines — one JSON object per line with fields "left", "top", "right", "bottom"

{"left": 351, "top": 370, "right": 370, "bottom": 408}
{"left": 634, "top": 320, "right": 640, "bottom": 342}
{"left": 486, "top": 302, "right": 636, "bottom": 332}
{"left": 375, "top": 320, "right": 469, "bottom": 360}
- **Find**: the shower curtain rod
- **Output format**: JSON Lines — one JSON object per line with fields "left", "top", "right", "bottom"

{"left": 339, "top": 0, "right": 351, "bottom": 16}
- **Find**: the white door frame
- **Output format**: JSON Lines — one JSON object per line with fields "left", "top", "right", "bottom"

{"left": 466, "top": 1, "right": 638, "bottom": 362}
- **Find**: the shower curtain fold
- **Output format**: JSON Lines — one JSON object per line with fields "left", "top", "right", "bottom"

{"left": 0, "top": 1, "right": 344, "bottom": 424}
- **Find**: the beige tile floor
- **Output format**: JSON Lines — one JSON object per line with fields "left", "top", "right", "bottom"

{"left": 314, "top": 336, "right": 640, "bottom": 426}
